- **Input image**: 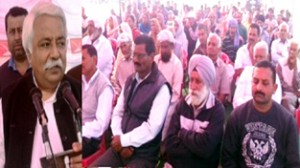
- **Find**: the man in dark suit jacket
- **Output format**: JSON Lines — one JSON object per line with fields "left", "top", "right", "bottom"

{"left": 1, "top": 2, "right": 82, "bottom": 167}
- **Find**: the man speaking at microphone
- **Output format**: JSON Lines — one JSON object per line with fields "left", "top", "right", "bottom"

{"left": 0, "top": 2, "right": 81, "bottom": 168}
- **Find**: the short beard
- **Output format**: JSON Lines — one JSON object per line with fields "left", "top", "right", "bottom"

{"left": 161, "top": 53, "right": 171, "bottom": 62}
{"left": 13, "top": 49, "right": 27, "bottom": 62}
{"left": 189, "top": 86, "right": 209, "bottom": 107}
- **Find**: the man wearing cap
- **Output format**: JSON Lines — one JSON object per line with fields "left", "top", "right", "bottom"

{"left": 164, "top": 55, "right": 225, "bottom": 167}
{"left": 154, "top": 29, "right": 183, "bottom": 140}
{"left": 111, "top": 33, "right": 135, "bottom": 99}
{"left": 82, "top": 44, "right": 113, "bottom": 158}
{"left": 82, "top": 19, "right": 114, "bottom": 78}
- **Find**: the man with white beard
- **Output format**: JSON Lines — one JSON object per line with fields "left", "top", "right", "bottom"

{"left": 163, "top": 55, "right": 225, "bottom": 167}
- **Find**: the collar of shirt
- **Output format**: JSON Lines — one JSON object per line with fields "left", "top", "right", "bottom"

{"left": 121, "top": 55, "right": 133, "bottom": 62}
{"left": 82, "top": 68, "right": 100, "bottom": 91}
{"left": 8, "top": 58, "right": 17, "bottom": 71}
{"left": 32, "top": 72, "right": 60, "bottom": 102}
{"left": 8, "top": 58, "right": 31, "bottom": 71}
{"left": 185, "top": 90, "right": 216, "bottom": 111}
{"left": 214, "top": 57, "right": 223, "bottom": 67}
{"left": 135, "top": 71, "right": 151, "bottom": 84}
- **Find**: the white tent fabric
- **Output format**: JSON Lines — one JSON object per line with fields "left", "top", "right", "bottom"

{"left": 0, "top": 0, "right": 81, "bottom": 71}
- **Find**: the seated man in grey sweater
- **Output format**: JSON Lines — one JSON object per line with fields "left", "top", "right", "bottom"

{"left": 164, "top": 55, "right": 225, "bottom": 167}
{"left": 223, "top": 60, "right": 300, "bottom": 167}
{"left": 82, "top": 44, "right": 113, "bottom": 158}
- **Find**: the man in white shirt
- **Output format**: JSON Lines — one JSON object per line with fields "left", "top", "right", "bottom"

{"left": 154, "top": 29, "right": 183, "bottom": 140}
{"left": 233, "top": 41, "right": 282, "bottom": 108}
{"left": 91, "top": 35, "right": 171, "bottom": 167}
{"left": 82, "top": 44, "right": 113, "bottom": 158}
{"left": 276, "top": 39, "right": 300, "bottom": 114}
{"left": 1, "top": 2, "right": 82, "bottom": 167}
{"left": 82, "top": 19, "right": 114, "bottom": 78}
{"left": 234, "top": 23, "right": 261, "bottom": 79}
{"left": 271, "top": 22, "right": 290, "bottom": 65}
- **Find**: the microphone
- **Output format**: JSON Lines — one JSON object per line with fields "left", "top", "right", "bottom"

{"left": 30, "top": 87, "right": 58, "bottom": 167}
{"left": 60, "top": 81, "right": 82, "bottom": 143}
{"left": 60, "top": 81, "right": 81, "bottom": 118}
{"left": 30, "top": 87, "right": 48, "bottom": 126}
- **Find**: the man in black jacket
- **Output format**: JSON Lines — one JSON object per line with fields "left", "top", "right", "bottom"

{"left": 164, "top": 55, "right": 225, "bottom": 168}
{"left": 223, "top": 60, "right": 300, "bottom": 167}
{"left": 1, "top": 2, "right": 82, "bottom": 167}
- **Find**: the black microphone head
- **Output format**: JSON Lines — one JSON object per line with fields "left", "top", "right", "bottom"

{"left": 60, "top": 80, "right": 81, "bottom": 113}
{"left": 30, "top": 87, "right": 48, "bottom": 125}
{"left": 60, "top": 81, "right": 72, "bottom": 97}
{"left": 30, "top": 87, "right": 42, "bottom": 100}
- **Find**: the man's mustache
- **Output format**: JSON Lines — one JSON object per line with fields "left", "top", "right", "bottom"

{"left": 134, "top": 62, "right": 141, "bottom": 66}
{"left": 44, "top": 59, "right": 64, "bottom": 70}
{"left": 255, "top": 91, "right": 265, "bottom": 97}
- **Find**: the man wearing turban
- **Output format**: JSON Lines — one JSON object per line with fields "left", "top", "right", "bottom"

{"left": 163, "top": 55, "right": 225, "bottom": 167}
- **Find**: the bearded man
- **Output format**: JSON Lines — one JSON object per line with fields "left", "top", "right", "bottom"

{"left": 163, "top": 55, "right": 225, "bottom": 168}
{"left": 154, "top": 29, "right": 183, "bottom": 140}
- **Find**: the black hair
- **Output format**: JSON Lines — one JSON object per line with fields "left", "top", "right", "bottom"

{"left": 128, "top": 14, "right": 137, "bottom": 26}
{"left": 5, "top": 6, "right": 28, "bottom": 32}
{"left": 82, "top": 44, "right": 97, "bottom": 57}
{"left": 134, "top": 35, "right": 156, "bottom": 55}
{"left": 197, "top": 23, "right": 209, "bottom": 34}
{"left": 255, "top": 14, "right": 265, "bottom": 22}
{"left": 249, "top": 23, "right": 261, "bottom": 37}
{"left": 254, "top": 60, "right": 276, "bottom": 83}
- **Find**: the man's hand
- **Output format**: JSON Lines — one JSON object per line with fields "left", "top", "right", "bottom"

{"left": 120, "top": 147, "right": 134, "bottom": 159}
{"left": 111, "top": 135, "right": 122, "bottom": 152}
{"left": 70, "top": 142, "right": 82, "bottom": 168}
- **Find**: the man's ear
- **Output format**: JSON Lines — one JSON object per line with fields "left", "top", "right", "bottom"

{"left": 92, "top": 56, "right": 97, "bottom": 65}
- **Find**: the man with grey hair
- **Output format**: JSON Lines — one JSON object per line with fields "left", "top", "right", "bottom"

{"left": 154, "top": 29, "right": 183, "bottom": 140}
{"left": 233, "top": 41, "right": 282, "bottom": 108}
{"left": 163, "top": 54, "right": 225, "bottom": 167}
{"left": 206, "top": 33, "right": 230, "bottom": 103}
{"left": 82, "top": 18, "right": 114, "bottom": 78}
{"left": 1, "top": 2, "right": 81, "bottom": 167}
{"left": 271, "top": 22, "right": 290, "bottom": 65}
{"left": 276, "top": 39, "right": 300, "bottom": 114}
{"left": 111, "top": 32, "right": 135, "bottom": 99}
